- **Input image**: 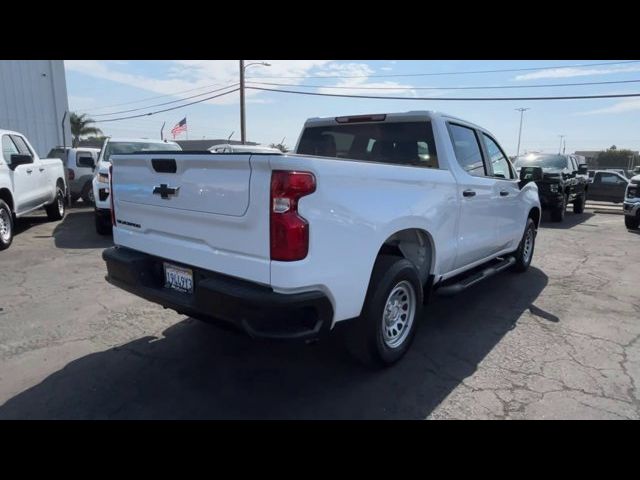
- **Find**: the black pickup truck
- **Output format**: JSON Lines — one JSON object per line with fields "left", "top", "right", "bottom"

{"left": 513, "top": 153, "right": 589, "bottom": 222}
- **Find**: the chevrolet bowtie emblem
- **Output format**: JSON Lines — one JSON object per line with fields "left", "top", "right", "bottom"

{"left": 153, "top": 184, "right": 180, "bottom": 199}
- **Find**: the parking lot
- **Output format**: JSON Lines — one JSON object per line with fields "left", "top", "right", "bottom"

{"left": 0, "top": 203, "right": 638, "bottom": 419}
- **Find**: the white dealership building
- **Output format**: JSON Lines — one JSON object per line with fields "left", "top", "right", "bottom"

{"left": 0, "top": 60, "right": 71, "bottom": 156}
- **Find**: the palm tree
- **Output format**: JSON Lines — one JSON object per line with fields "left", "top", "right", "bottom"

{"left": 70, "top": 113, "right": 103, "bottom": 147}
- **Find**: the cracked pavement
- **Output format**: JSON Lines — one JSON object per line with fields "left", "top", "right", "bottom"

{"left": 0, "top": 205, "right": 638, "bottom": 419}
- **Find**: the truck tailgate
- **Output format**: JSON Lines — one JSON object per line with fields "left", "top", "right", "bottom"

{"left": 110, "top": 153, "right": 272, "bottom": 285}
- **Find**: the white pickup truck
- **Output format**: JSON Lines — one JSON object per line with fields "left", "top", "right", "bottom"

{"left": 0, "top": 129, "right": 67, "bottom": 250}
{"left": 102, "top": 112, "right": 542, "bottom": 367}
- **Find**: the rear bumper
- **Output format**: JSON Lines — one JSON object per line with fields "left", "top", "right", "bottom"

{"left": 102, "top": 246, "right": 334, "bottom": 341}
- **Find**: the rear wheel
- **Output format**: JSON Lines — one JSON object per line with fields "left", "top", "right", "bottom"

{"left": 344, "top": 255, "right": 423, "bottom": 368}
{"left": 45, "top": 187, "right": 65, "bottom": 221}
{"left": 0, "top": 200, "right": 13, "bottom": 250}
{"left": 513, "top": 218, "right": 536, "bottom": 272}
{"left": 82, "top": 182, "right": 94, "bottom": 204}
{"left": 625, "top": 216, "right": 640, "bottom": 229}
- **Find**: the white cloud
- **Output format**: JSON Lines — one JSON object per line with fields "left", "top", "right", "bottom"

{"left": 64, "top": 60, "right": 333, "bottom": 108}
{"left": 515, "top": 65, "right": 640, "bottom": 81}
{"left": 578, "top": 98, "right": 640, "bottom": 115}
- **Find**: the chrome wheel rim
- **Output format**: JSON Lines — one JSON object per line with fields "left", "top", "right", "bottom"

{"left": 382, "top": 280, "right": 416, "bottom": 349}
{"left": 522, "top": 227, "right": 534, "bottom": 264}
{"left": 0, "top": 208, "right": 11, "bottom": 243}
{"left": 57, "top": 191, "right": 64, "bottom": 216}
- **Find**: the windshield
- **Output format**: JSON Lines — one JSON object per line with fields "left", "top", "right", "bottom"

{"left": 102, "top": 141, "right": 182, "bottom": 163}
{"left": 47, "top": 148, "right": 67, "bottom": 161}
{"left": 514, "top": 154, "right": 568, "bottom": 169}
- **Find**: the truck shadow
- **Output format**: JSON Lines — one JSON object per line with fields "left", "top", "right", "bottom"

{"left": 52, "top": 207, "right": 113, "bottom": 250}
{"left": 0, "top": 267, "right": 549, "bottom": 419}
{"left": 539, "top": 211, "right": 595, "bottom": 229}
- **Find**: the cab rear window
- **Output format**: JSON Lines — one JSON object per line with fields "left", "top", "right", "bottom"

{"left": 296, "top": 121, "right": 438, "bottom": 168}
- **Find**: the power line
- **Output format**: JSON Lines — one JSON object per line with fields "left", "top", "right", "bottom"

{"left": 97, "top": 88, "right": 239, "bottom": 123}
{"left": 80, "top": 81, "right": 236, "bottom": 113}
{"left": 246, "top": 60, "right": 640, "bottom": 80}
{"left": 247, "top": 86, "right": 640, "bottom": 101}
{"left": 246, "top": 78, "right": 640, "bottom": 91}
{"left": 88, "top": 83, "right": 239, "bottom": 117}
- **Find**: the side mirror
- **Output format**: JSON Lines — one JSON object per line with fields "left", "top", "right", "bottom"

{"left": 519, "top": 166, "right": 543, "bottom": 183}
{"left": 578, "top": 165, "right": 588, "bottom": 174}
{"left": 77, "top": 156, "right": 95, "bottom": 168}
{"left": 9, "top": 154, "right": 33, "bottom": 170}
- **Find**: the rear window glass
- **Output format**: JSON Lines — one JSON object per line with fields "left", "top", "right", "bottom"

{"left": 103, "top": 141, "right": 182, "bottom": 163}
{"left": 296, "top": 121, "right": 438, "bottom": 168}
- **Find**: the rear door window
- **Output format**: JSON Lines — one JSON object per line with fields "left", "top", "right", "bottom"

{"left": 296, "top": 121, "right": 439, "bottom": 168}
{"left": 448, "top": 124, "right": 486, "bottom": 177}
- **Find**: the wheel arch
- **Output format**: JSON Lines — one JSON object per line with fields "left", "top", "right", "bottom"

{"left": 0, "top": 188, "right": 14, "bottom": 213}
{"left": 375, "top": 228, "right": 435, "bottom": 287}
{"left": 528, "top": 206, "right": 541, "bottom": 229}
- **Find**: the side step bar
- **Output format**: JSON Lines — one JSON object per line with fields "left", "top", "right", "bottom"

{"left": 436, "top": 256, "right": 516, "bottom": 297}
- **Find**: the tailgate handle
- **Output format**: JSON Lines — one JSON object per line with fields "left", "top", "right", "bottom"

{"left": 152, "top": 158, "right": 177, "bottom": 173}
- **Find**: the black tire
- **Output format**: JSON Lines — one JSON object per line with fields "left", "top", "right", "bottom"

{"left": 0, "top": 199, "right": 14, "bottom": 251}
{"left": 573, "top": 193, "right": 585, "bottom": 214}
{"left": 81, "top": 182, "right": 94, "bottom": 204}
{"left": 95, "top": 212, "right": 112, "bottom": 236}
{"left": 513, "top": 218, "right": 536, "bottom": 272}
{"left": 550, "top": 195, "right": 566, "bottom": 222}
{"left": 625, "top": 216, "right": 640, "bottom": 230}
{"left": 344, "top": 255, "right": 423, "bottom": 368}
{"left": 45, "top": 187, "right": 65, "bottom": 221}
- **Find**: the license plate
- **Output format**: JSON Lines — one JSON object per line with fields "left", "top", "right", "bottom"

{"left": 164, "top": 263, "right": 193, "bottom": 294}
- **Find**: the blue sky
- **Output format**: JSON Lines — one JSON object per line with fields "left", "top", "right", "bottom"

{"left": 65, "top": 60, "right": 640, "bottom": 155}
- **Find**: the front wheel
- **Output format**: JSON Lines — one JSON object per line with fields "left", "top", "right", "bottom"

{"left": 513, "top": 218, "right": 536, "bottom": 272}
{"left": 573, "top": 193, "right": 585, "bottom": 213}
{"left": 45, "top": 187, "right": 65, "bottom": 221}
{"left": 0, "top": 200, "right": 14, "bottom": 250}
{"left": 95, "top": 212, "right": 112, "bottom": 236}
{"left": 344, "top": 255, "right": 423, "bottom": 368}
{"left": 550, "top": 195, "right": 567, "bottom": 222}
{"left": 625, "top": 216, "right": 640, "bottom": 230}
{"left": 82, "top": 182, "right": 94, "bottom": 204}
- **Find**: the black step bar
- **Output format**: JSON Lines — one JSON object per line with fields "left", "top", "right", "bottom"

{"left": 436, "top": 256, "right": 516, "bottom": 297}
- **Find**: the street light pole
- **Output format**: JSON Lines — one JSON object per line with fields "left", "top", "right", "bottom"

{"left": 515, "top": 107, "right": 530, "bottom": 158}
{"left": 239, "top": 60, "right": 271, "bottom": 145}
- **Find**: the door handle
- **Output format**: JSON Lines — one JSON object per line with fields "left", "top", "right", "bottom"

{"left": 462, "top": 189, "right": 476, "bottom": 197}
{"left": 39, "top": 167, "right": 45, "bottom": 172}
{"left": 26, "top": 169, "right": 33, "bottom": 173}
{"left": 500, "top": 190, "right": 509, "bottom": 196}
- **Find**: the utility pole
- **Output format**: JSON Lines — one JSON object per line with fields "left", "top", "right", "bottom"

{"left": 515, "top": 108, "right": 530, "bottom": 158}
{"left": 558, "top": 135, "right": 565, "bottom": 154}
{"left": 239, "top": 60, "right": 271, "bottom": 145}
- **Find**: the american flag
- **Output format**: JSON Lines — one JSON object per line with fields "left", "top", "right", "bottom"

{"left": 171, "top": 117, "right": 187, "bottom": 138}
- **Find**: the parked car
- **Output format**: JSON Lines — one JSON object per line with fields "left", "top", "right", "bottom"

{"left": 513, "top": 153, "right": 588, "bottom": 222}
{"left": 587, "top": 170, "right": 629, "bottom": 203}
{"left": 623, "top": 174, "right": 640, "bottom": 229}
{"left": 208, "top": 143, "right": 282, "bottom": 154}
{"left": 602, "top": 168, "right": 631, "bottom": 179}
{"left": 92, "top": 138, "right": 182, "bottom": 235}
{"left": 47, "top": 147, "right": 100, "bottom": 204}
{"left": 0, "top": 129, "right": 67, "bottom": 250}
{"left": 102, "top": 111, "right": 541, "bottom": 367}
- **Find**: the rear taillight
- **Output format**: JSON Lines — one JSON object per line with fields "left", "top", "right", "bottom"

{"left": 67, "top": 168, "right": 75, "bottom": 181}
{"left": 109, "top": 164, "right": 115, "bottom": 226}
{"left": 270, "top": 170, "right": 316, "bottom": 261}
